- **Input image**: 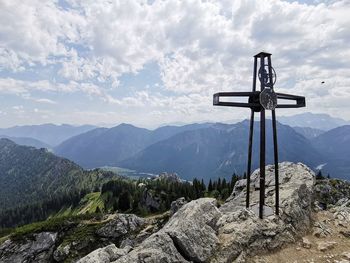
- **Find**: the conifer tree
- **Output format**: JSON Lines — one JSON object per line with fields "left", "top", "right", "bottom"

{"left": 208, "top": 179, "right": 213, "bottom": 192}
{"left": 217, "top": 178, "right": 222, "bottom": 191}
{"left": 222, "top": 178, "right": 227, "bottom": 189}
{"left": 316, "top": 170, "right": 324, "bottom": 180}
{"left": 118, "top": 191, "right": 131, "bottom": 212}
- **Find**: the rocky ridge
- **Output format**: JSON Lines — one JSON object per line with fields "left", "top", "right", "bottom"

{"left": 0, "top": 213, "right": 168, "bottom": 263}
{"left": 0, "top": 232, "right": 57, "bottom": 263}
{"left": 2, "top": 162, "right": 350, "bottom": 263}
{"left": 79, "top": 162, "right": 316, "bottom": 263}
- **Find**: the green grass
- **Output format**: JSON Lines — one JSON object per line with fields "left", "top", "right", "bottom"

{"left": 0, "top": 235, "right": 9, "bottom": 246}
{"left": 0, "top": 213, "right": 107, "bottom": 263}
{"left": 11, "top": 216, "right": 77, "bottom": 240}
{"left": 1, "top": 214, "right": 101, "bottom": 241}
{"left": 60, "top": 222, "right": 102, "bottom": 247}
{"left": 55, "top": 206, "right": 74, "bottom": 217}
{"left": 53, "top": 192, "right": 105, "bottom": 217}
{"left": 0, "top": 191, "right": 106, "bottom": 242}
{"left": 77, "top": 192, "right": 105, "bottom": 214}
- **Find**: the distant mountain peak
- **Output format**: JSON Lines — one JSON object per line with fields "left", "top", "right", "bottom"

{"left": 0, "top": 124, "right": 97, "bottom": 146}
{"left": 0, "top": 137, "right": 15, "bottom": 145}
{"left": 116, "top": 123, "right": 146, "bottom": 129}
{"left": 278, "top": 112, "right": 349, "bottom": 131}
{"left": 118, "top": 123, "right": 136, "bottom": 127}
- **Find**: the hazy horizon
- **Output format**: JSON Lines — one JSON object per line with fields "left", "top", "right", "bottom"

{"left": 0, "top": 111, "right": 349, "bottom": 131}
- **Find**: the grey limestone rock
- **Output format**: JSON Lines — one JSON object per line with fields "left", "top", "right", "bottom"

{"left": 53, "top": 243, "right": 71, "bottom": 262}
{"left": 313, "top": 221, "right": 332, "bottom": 238}
{"left": 317, "top": 241, "right": 337, "bottom": 252}
{"left": 170, "top": 197, "right": 188, "bottom": 216}
{"left": 302, "top": 237, "right": 312, "bottom": 249}
{"left": 142, "top": 189, "right": 162, "bottom": 211}
{"left": 96, "top": 214, "right": 145, "bottom": 238}
{"left": 0, "top": 232, "right": 57, "bottom": 263}
{"left": 76, "top": 244, "right": 131, "bottom": 263}
{"left": 212, "top": 162, "right": 315, "bottom": 262}
{"left": 114, "top": 198, "right": 221, "bottom": 263}
{"left": 331, "top": 199, "right": 350, "bottom": 227}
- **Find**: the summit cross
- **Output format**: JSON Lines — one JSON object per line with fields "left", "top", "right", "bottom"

{"left": 213, "top": 52, "right": 306, "bottom": 219}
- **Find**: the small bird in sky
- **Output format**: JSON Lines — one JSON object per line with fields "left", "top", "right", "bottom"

{"left": 321, "top": 81, "right": 325, "bottom": 84}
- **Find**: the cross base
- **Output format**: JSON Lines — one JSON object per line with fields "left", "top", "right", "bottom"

{"left": 251, "top": 204, "right": 274, "bottom": 218}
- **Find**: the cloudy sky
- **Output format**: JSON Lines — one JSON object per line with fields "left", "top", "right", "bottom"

{"left": 0, "top": 0, "right": 349, "bottom": 128}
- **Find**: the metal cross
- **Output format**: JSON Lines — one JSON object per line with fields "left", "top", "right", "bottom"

{"left": 213, "top": 52, "right": 305, "bottom": 219}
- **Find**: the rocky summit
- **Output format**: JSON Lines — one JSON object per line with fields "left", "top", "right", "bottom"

{"left": 78, "top": 162, "right": 316, "bottom": 263}
{"left": 2, "top": 162, "right": 350, "bottom": 262}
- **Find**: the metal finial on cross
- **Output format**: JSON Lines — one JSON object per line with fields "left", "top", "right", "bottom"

{"left": 213, "top": 52, "right": 305, "bottom": 219}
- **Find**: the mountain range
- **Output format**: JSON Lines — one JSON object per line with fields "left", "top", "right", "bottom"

{"left": 278, "top": 112, "right": 350, "bottom": 131}
{"left": 0, "top": 135, "right": 51, "bottom": 149}
{"left": 311, "top": 125, "right": 350, "bottom": 178}
{"left": 1, "top": 112, "right": 349, "bottom": 181}
{"left": 0, "top": 124, "right": 96, "bottom": 147}
{"left": 54, "top": 123, "right": 211, "bottom": 168}
{"left": 53, "top": 119, "right": 349, "bottom": 181}
{"left": 120, "top": 121, "right": 323, "bottom": 180}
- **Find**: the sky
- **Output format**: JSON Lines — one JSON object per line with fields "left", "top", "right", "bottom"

{"left": 0, "top": 0, "right": 349, "bottom": 129}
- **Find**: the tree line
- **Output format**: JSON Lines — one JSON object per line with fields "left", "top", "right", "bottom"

{"left": 0, "top": 174, "right": 242, "bottom": 229}
{"left": 0, "top": 190, "right": 88, "bottom": 229}
{"left": 100, "top": 173, "right": 241, "bottom": 215}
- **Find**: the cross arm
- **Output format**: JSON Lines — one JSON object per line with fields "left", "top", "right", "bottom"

{"left": 275, "top": 93, "right": 305, "bottom": 108}
{"left": 213, "top": 91, "right": 260, "bottom": 108}
{"left": 213, "top": 91, "right": 306, "bottom": 110}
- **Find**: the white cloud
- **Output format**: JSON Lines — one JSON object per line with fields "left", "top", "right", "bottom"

{"left": 0, "top": 0, "right": 350, "bottom": 125}
{"left": 35, "top": 98, "right": 57, "bottom": 104}
{"left": 0, "top": 78, "right": 76, "bottom": 94}
{"left": 0, "top": 0, "right": 85, "bottom": 69}
{"left": 12, "top": 105, "right": 23, "bottom": 111}
{"left": 0, "top": 78, "right": 118, "bottom": 104}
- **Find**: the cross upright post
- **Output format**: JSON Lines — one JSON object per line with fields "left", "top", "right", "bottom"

{"left": 213, "top": 52, "right": 305, "bottom": 219}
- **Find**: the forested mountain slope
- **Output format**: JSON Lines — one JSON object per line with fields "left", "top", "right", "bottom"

{"left": 54, "top": 123, "right": 210, "bottom": 168}
{"left": 121, "top": 121, "right": 323, "bottom": 180}
{"left": 0, "top": 139, "right": 110, "bottom": 213}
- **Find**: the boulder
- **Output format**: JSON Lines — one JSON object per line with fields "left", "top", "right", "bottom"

{"left": 163, "top": 198, "right": 221, "bottom": 262}
{"left": 53, "top": 244, "right": 71, "bottom": 262}
{"left": 96, "top": 214, "right": 145, "bottom": 238}
{"left": 332, "top": 199, "right": 350, "bottom": 226}
{"left": 77, "top": 244, "right": 131, "bottom": 263}
{"left": 340, "top": 230, "right": 350, "bottom": 238}
{"left": 313, "top": 221, "right": 332, "bottom": 238}
{"left": 170, "top": 197, "right": 187, "bottom": 216}
{"left": 342, "top": 252, "right": 350, "bottom": 260}
{"left": 315, "top": 179, "right": 350, "bottom": 206}
{"left": 114, "top": 198, "right": 221, "bottom": 263}
{"left": 142, "top": 189, "right": 162, "bottom": 211}
{"left": 212, "top": 162, "right": 315, "bottom": 262}
{"left": 0, "top": 232, "right": 57, "bottom": 263}
{"left": 317, "top": 241, "right": 337, "bottom": 252}
{"left": 113, "top": 231, "right": 189, "bottom": 263}
{"left": 302, "top": 237, "right": 312, "bottom": 249}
